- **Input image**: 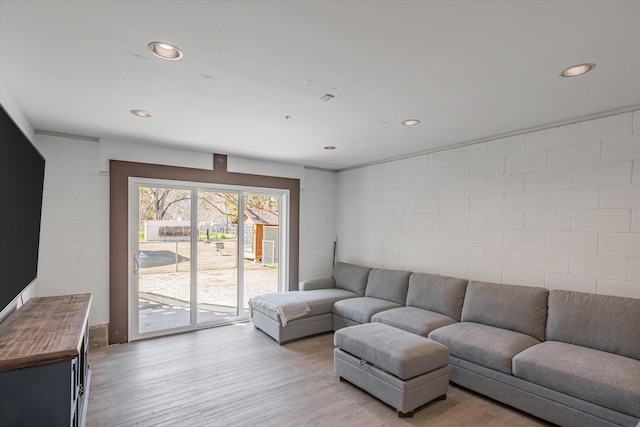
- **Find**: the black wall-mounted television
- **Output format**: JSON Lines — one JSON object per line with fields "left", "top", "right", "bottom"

{"left": 0, "top": 104, "right": 45, "bottom": 322}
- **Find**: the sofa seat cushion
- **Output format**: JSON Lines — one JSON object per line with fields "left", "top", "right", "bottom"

{"left": 513, "top": 341, "right": 640, "bottom": 418}
{"left": 333, "top": 297, "right": 402, "bottom": 324}
{"left": 371, "top": 307, "right": 457, "bottom": 337}
{"left": 428, "top": 322, "right": 540, "bottom": 374}
{"left": 251, "top": 289, "right": 359, "bottom": 323}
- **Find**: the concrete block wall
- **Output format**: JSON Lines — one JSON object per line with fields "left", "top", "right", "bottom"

{"left": 299, "top": 168, "right": 338, "bottom": 281}
{"left": 336, "top": 110, "right": 640, "bottom": 298}
{"left": 34, "top": 134, "right": 110, "bottom": 325}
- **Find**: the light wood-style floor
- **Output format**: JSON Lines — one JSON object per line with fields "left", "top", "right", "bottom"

{"left": 87, "top": 323, "right": 554, "bottom": 427}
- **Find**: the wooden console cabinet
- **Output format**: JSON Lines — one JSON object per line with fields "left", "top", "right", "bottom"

{"left": 0, "top": 294, "right": 92, "bottom": 427}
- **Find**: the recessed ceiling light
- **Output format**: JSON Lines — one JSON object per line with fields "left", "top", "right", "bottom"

{"left": 148, "top": 42, "right": 183, "bottom": 60}
{"left": 560, "top": 63, "right": 595, "bottom": 77}
{"left": 401, "top": 119, "right": 420, "bottom": 126}
{"left": 130, "top": 109, "right": 152, "bottom": 118}
{"left": 324, "top": 146, "right": 337, "bottom": 150}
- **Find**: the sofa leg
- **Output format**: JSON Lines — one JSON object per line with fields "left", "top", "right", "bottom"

{"left": 398, "top": 410, "right": 414, "bottom": 418}
{"left": 435, "top": 393, "right": 446, "bottom": 402}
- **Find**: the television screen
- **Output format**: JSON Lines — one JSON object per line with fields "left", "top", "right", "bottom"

{"left": 0, "top": 104, "right": 45, "bottom": 320}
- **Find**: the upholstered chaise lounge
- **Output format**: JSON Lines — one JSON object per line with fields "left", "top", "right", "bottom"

{"left": 249, "top": 262, "right": 369, "bottom": 343}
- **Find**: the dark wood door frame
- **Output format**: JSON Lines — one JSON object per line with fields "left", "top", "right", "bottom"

{"left": 109, "top": 154, "right": 300, "bottom": 344}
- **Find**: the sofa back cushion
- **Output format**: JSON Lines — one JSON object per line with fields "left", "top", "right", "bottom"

{"left": 547, "top": 290, "right": 640, "bottom": 360}
{"left": 461, "top": 281, "right": 549, "bottom": 341}
{"left": 364, "top": 268, "right": 411, "bottom": 305}
{"left": 406, "top": 273, "right": 468, "bottom": 321}
{"left": 332, "top": 262, "right": 371, "bottom": 296}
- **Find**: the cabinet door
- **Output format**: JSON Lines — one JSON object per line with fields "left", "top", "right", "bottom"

{"left": 0, "top": 360, "right": 74, "bottom": 427}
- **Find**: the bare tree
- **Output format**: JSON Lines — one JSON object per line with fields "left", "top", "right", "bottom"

{"left": 198, "top": 193, "right": 278, "bottom": 220}
{"left": 139, "top": 188, "right": 191, "bottom": 220}
{"left": 139, "top": 188, "right": 278, "bottom": 223}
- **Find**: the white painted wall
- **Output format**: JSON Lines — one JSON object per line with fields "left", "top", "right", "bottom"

{"left": 33, "top": 133, "right": 110, "bottom": 326}
{"left": 299, "top": 168, "right": 338, "bottom": 281}
{"left": 33, "top": 135, "right": 332, "bottom": 325}
{"left": 336, "top": 110, "right": 640, "bottom": 298}
{"left": 0, "top": 81, "right": 34, "bottom": 140}
{"left": 227, "top": 156, "right": 306, "bottom": 183}
{"left": 98, "top": 139, "right": 215, "bottom": 172}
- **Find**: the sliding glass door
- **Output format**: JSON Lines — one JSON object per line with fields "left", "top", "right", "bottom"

{"left": 129, "top": 179, "right": 286, "bottom": 340}
{"left": 135, "top": 186, "right": 193, "bottom": 335}
{"left": 196, "top": 190, "right": 239, "bottom": 325}
{"left": 241, "top": 192, "right": 281, "bottom": 317}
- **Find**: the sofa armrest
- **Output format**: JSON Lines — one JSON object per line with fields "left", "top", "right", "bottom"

{"left": 300, "top": 277, "right": 335, "bottom": 291}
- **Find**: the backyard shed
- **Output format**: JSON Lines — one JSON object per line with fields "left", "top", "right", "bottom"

{"left": 234, "top": 208, "right": 278, "bottom": 261}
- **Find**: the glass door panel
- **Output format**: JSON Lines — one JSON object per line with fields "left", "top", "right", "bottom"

{"left": 242, "top": 193, "right": 280, "bottom": 315}
{"left": 136, "top": 186, "right": 193, "bottom": 335}
{"left": 196, "top": 190, "right": 239, "bottom": 325}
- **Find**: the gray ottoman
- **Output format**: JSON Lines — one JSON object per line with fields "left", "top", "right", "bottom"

{"left": 334, "top": 322, "right": 449, "bottom": 417}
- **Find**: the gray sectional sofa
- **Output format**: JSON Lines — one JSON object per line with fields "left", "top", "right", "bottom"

{"left": 249, "top": 262, "right": 640, "bottom": 427}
